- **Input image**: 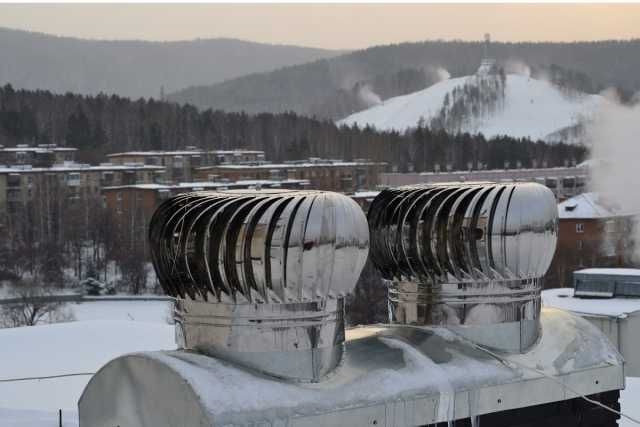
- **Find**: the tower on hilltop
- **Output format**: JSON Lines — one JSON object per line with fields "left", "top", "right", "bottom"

{"left": 477, "top": 33, "right": 497, "bottom": 76}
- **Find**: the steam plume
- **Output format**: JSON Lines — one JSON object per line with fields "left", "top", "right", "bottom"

{"left": 435, "top": 67, "right": 451, "bottom": 82}
{"left": 587, "top": 90, "right": 640, "bottom": 261}
{"left": 357, "top": 84, "right": 382, "bottom": 107}
{"left": 426, "top": 66, "right": 451, "bottom": 83}
{"left": 504, "top": 59, "right": 531, "bottom": 77}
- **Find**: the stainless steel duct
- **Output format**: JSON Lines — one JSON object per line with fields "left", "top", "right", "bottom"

{"left": 148, "top": 189, "right": 369, "bottom": 381}
{"left": 368, "top": 182, "right": 558, "bottom": 352}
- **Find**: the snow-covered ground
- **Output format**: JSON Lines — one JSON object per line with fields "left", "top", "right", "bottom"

{"left": 0, "top": 299, "right": 176, "bottom": 426}
{"left": 69, "top": 298, "right": 173, "bottom": 324}
{"left": 339, "top": 74, "right": 606, "bottom": 141}
{"left": 0, "top": 291, "right": 173, "bottom": 325}
{"left": 0, "top": 409, "right": 78, "bottom": 427}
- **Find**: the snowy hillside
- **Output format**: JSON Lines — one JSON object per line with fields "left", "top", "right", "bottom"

{"left": 338, "top": 74, "right": 606, "bottom": 141}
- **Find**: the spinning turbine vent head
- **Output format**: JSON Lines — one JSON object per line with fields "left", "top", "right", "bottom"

{"left": 368, "top": 182, "right": 558, "bottom": 352}
{"left": 148, "top": 189, "right": 369, "bottom": 381}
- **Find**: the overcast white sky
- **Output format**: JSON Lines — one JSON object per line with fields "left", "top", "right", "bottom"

{"left": 0, "top": 4, "right": 639, "bottom": 50}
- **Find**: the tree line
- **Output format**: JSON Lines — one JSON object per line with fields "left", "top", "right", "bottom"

{"left": 0, "top": 84, "right": 586, "bottom": 170}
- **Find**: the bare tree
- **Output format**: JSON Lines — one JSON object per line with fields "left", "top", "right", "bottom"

{"left": 0, "top": 279, "right": 69, "bottom": 327}
{"left": 118, "top": 248, "right": 147, "bottom": 295}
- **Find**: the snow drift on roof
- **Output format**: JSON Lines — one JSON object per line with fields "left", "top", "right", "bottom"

{"left": 557, "top": 192, "right": 635, "bottom": 219}
{"left": 543, "top": 288, "right": 640, "bottom": 318}
{"left": 575, "top": 268, "right": 640, "bottom": 276}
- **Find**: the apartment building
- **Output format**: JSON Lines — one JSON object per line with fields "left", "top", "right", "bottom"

{"left": 0, "top": 162, "right": 164, "bottom": 223}
{"left": 380, "top": 166, "right": 588, "bottom": 201}
{"left": 106, "top": 148, "right": 266, "bottom": 184}
{"left": 195, "top": 159, "right": 386, "bottom": 193}
{"left": 0, "top": 144, "right": 77, "bottom": 167}
{"left": 101, "top": 179, "right": 310, "bottom": 234}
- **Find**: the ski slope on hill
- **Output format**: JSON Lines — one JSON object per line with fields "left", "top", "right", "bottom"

{"left": 338, "top": 74, "right": 606, "bottom": 141}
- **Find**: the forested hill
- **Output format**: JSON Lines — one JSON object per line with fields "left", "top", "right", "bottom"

{"left": 168, "top": 39, "right": 640, "bottom": 119}
{"left": 0, "top": 27, "right": 340, "bottom": 99}
{"left": 0, "top": 84, "right": 586, "bottom": 171}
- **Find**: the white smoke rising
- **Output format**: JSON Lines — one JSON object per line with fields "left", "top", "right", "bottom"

{"left": 357, "top": 84, "right": 382, "bottom": 107}
{"left": 587, "top": 90, "right": 640, "bottom": 261}
{"left": 425, "top": 66, "right": 451, "bottom": 83}
{"left": 503, "top": 59, "right": 531, "bottom": 78}
{"left": 435, "top": 67, "right": 451, "bottom": 82}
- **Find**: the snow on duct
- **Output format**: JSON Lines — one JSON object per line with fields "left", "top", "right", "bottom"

{"left": 148, "top": 189, "right": 369, "bottom": 381}
{"left": 368, "top": 182, "right": 558, "bottom": 352}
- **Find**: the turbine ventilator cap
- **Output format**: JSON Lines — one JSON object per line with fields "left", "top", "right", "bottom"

{"left": 149, "top": 189, "right": 369, "bottom": 381}
{"left": 368, "top": 182, "right": 558, "bottom": 352}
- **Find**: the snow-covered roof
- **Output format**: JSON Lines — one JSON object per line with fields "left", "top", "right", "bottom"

{"left": 0, "top": 163, "right": 164, "bottom": 174}
{"left": 576, "top": 159, "right": 596, "bottom": 168}
{"left": 212, "top": 150, "right": 265, "bottom": 155}
{"left": 108, "top": 150, "right": 204, "bottom": 157}
{"left": 0, "top": 146, "right": 77, "bottom": 153}
{"left": 102, "top": 179, "right": 310, "bottom": 191}
{"left": 102, "top": 183, "right": 168, "bottom": 191}
{"left": 542, "top": 288, "right": 640, "bottom": 318}
{"left": 107, "top": 149, "right": 265, "bottom": 157}
{"left": 417, "top": 166, "right": 584, "bottom": 177}
{"left": 557, "top": 192, "right": 633, "bottom": 219}
{"left": 575, "top": 268, "right": 640, "bottom": 277}
{"left": 198, "top": 160, "right": 384, "bottom": 170}
{"left": 352, "top": 191, "right": 380, "bottom": 198}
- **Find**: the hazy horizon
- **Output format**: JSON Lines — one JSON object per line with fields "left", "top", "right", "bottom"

{"left": 1, "top": 4, "right": 640, "bottom": 50}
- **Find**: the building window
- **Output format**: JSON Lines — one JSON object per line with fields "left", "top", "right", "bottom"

{"left": 576, "top": 223, "right": 584, "bottom": 233}
{"left": 605, "top": 220, "right": 616, "bottom": 233}
{"left": 116, "top": 192, "right": 123, "bottom": 201}
{"left": 102, "top": 171, "right": 114, "bottom": 182}
{"left": 577, "top": 240, "right": 583, "bottom": 251}
{"left": 66, "top": 172, "right": 81, "bottom": 187}
{"left": 601, "top": 240, "right": 616, "bottom": 257}
{"left": 7, "top": 174, "right": 21, "bottom": 187}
